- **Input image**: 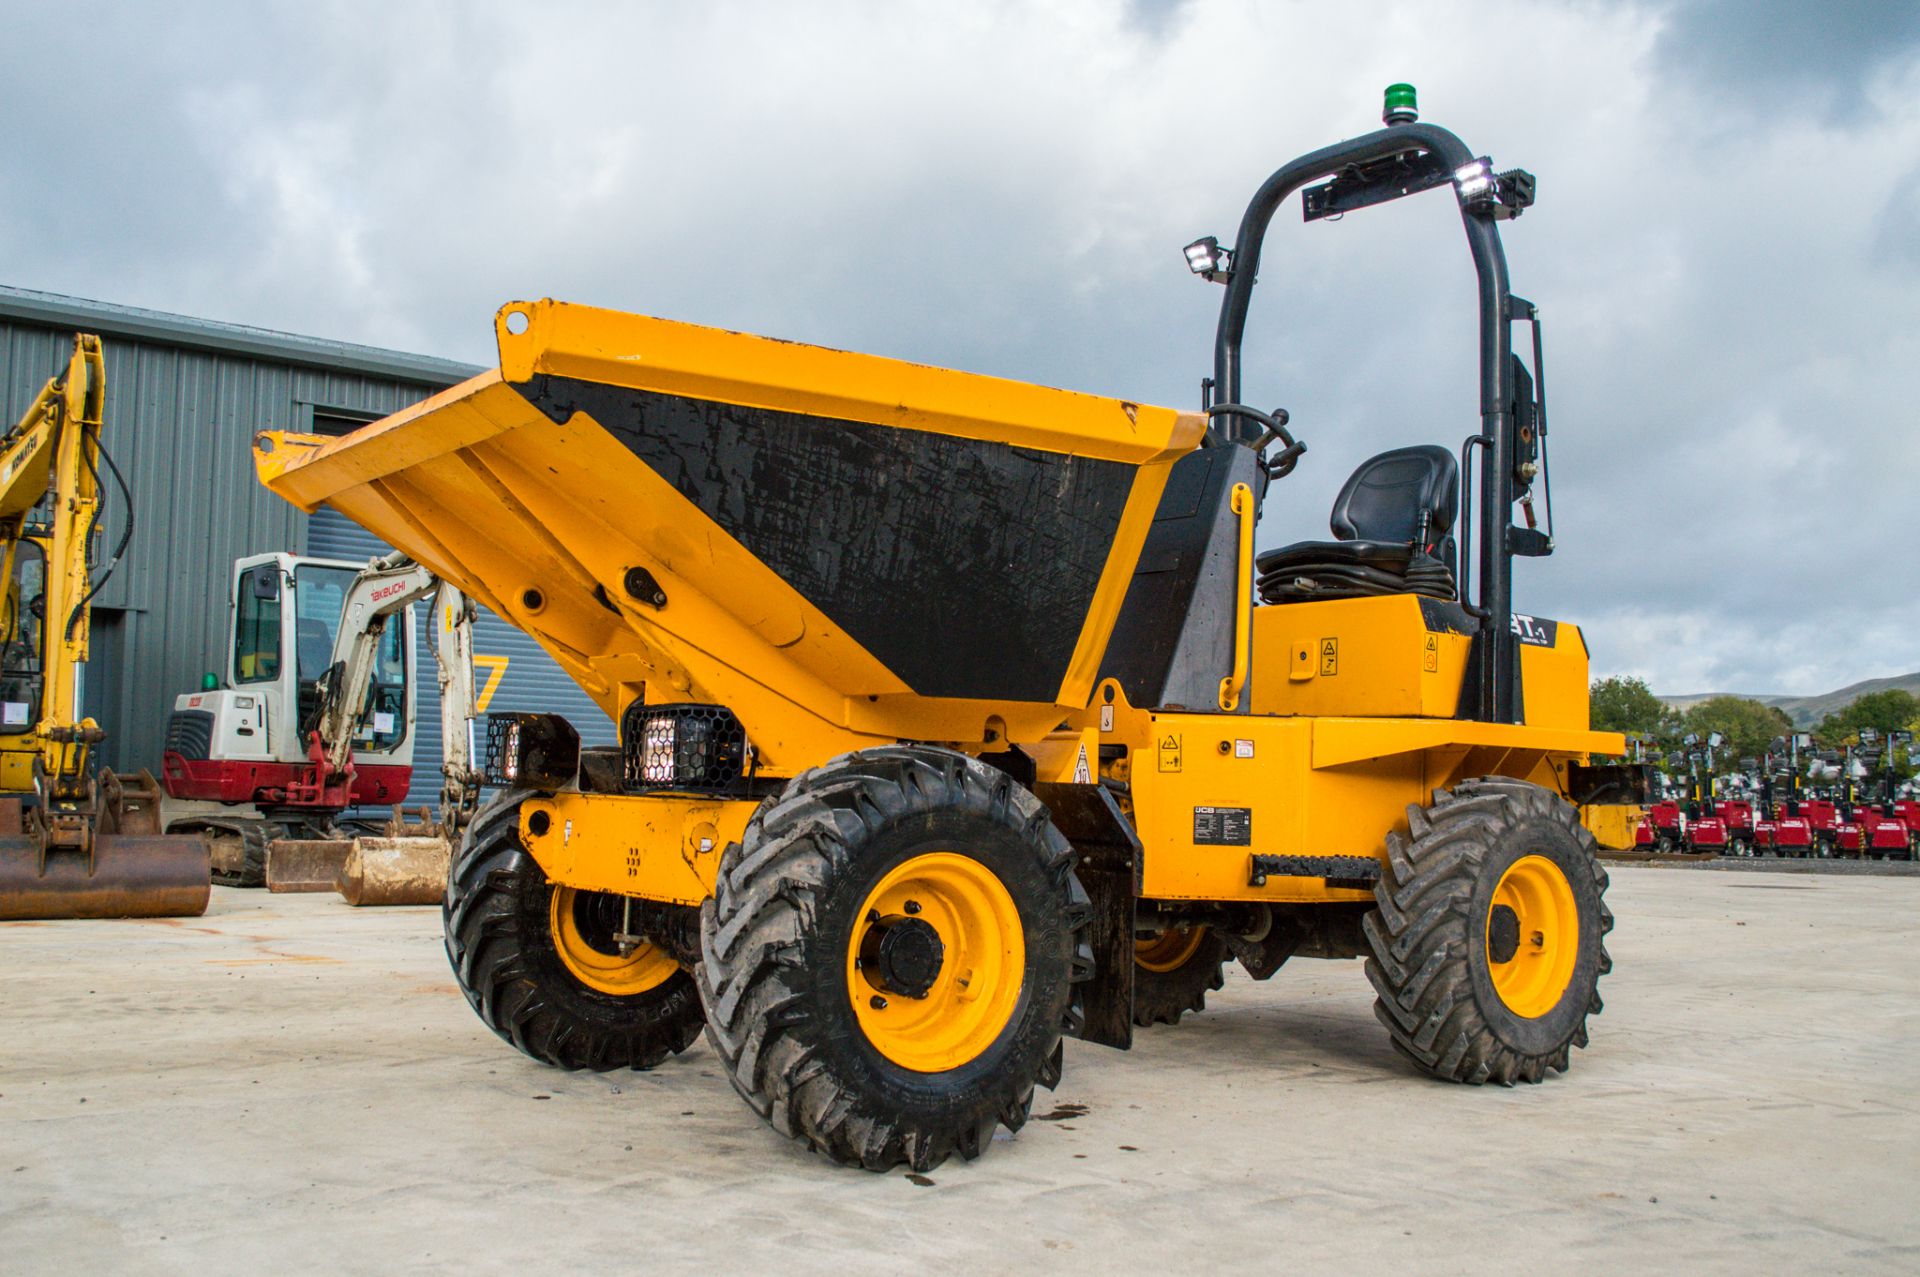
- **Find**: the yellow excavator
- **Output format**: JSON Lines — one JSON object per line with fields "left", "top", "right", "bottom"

{"left": 0, "top": 334, "right": 210, "bottom": 919}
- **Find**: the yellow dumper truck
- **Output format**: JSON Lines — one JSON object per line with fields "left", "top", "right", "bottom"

{"left": 255, "top": 87, "right": 1621, "bottom": 1171}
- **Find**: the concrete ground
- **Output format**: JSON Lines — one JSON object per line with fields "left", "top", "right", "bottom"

{"left": 4, "top": 869, "right": 1917, "bottom": 1274}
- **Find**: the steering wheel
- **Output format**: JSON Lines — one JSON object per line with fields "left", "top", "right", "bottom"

{"left": 1205, "top": 403, "right": 1307, "bottom": 479}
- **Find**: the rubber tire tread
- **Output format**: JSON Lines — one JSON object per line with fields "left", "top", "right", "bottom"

{"left": 443, "top": 788, "right": 704, "bottom": 1072}
{"left": 698, "top": 746, "right": 1092, "bottom": 1172}
{"left": 1363, "top": 777, "right": 1613, "bottom": 1086}
{"left": 1131, "top": 930, "right": 1230, "bottom": 1027}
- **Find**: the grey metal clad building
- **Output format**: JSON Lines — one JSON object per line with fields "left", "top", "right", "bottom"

{"left": 0, "top": 284, "right": 613, "bottom": 802}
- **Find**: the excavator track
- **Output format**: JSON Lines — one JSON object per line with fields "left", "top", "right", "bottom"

{"left": 196, "top": 821, "right": 278, "bottom": 888}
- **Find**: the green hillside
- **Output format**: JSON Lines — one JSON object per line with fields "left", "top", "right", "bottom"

{"left": 1660, "top": 672, "right": 1920, "bottom": 728}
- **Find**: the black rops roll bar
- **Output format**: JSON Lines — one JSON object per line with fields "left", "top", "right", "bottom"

{"left": 1207, "top": 120, "right": 1527, "bottom": 724}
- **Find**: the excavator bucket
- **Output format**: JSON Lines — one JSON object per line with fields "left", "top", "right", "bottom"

{"left": 339, "top": 836, "right": 448, "bottom": 906}
{"left": 264, "top": 839, "right": 355, "bottom": 892}
{"left": 254, "top": 300, "right": 1204, "bottom": 763}
{"left": 0, "top": 773, "right": 210, "bottom": 921}
{"left": 0, "top": 810, "right": 210, "bottom": 921}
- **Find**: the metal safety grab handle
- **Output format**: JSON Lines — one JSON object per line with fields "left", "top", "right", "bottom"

{"left": 1218, "top": 482, "right": 1255, "bottom": 711}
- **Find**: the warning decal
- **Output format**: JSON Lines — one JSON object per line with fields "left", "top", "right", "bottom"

{"left": 1423, "top": 634, "right": 1439, "bottom": 673}
{"left": 1157, "top": 732, "right": 1183, "bottom": 773}
{"left": 1319, "top": 637, "right": 1339, "bottom": 676}
{"left": 1073, "top": 743, "right": 1092, "bottom": 784}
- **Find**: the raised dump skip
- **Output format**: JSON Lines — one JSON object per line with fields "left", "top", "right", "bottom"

{"left": 255, "top": 300, "right": 1204, "bottom": 768}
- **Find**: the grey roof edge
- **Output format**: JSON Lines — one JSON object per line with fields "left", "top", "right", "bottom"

{"left": 0, "top": 284, "right": 487, "bottom": 387}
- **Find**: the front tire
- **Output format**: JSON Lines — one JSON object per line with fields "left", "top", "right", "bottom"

{"left": 1364, "top": 778, "right": 1612, "bottom": 1085}
{"left": 698, "top": 747, "right": 1091, "bottom": 1172}
{"left": 443, "top": 790, "right": 704, "bottom": 1071}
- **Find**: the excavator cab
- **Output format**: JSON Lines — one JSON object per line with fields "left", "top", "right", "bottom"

{"left": 0, "top": 540, "right": 47, "bottom": 789}
{"left": 162, "top": 553, "right": 419, "bottom": 880}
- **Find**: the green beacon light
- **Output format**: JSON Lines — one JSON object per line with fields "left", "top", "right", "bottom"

{"left": 200, "top": 672, "right": 219, "bottom": 691}
{"left": 1383, "top": 82, "right": 1419, "bottom": 126}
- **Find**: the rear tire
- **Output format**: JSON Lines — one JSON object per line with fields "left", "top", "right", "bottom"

{"left": 698, "top": 747, "right": 1091, "bottom": 1172}
{"left": 444, "top": 790, "right": 703, "bottom": 1071}
{"left": 1131, "top": 926, "right": 1230, "bottom": 1026}
{"left": 1364, "top": 778, "right": 1612, "bottom": 1085}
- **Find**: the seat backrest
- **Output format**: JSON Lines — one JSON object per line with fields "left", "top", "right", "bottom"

{"left": 1329, "top": 444, "right": 1459, "bottom": 546}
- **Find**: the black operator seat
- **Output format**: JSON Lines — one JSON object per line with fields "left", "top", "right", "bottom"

{"left": 1256, "top": 444, "right": 1459, "bottom": 603}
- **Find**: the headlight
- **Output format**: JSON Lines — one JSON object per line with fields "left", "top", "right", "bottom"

{"left": 621, "top": 702, "right": 747, "bottom": 793}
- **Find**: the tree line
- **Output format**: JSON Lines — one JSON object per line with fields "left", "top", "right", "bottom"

{"left": 1589, "top": 677, "right": 1920, "bottom": 776}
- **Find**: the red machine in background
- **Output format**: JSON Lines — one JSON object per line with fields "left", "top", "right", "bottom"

{"left": 1861, "top": 807, "right": 1911, "bottom": 858}
{"left": 1770, "top": 810, "right": 1814, "bottom": 856}
{"left": 1894, "top": 799, "right": 1920, "bottom": 851}
{"left": 1801, "top": 798, "right": 1839, "bottom": 857}
{"left": 1687, "top": 804, "right": 1728, "bottom": 855}
{"left": 1638, "top": 799, "right": 1684, "bottom": 852}
{"left": 1835, "top": 806, "right": 1864, "bottom": 856}
{"left": 1754, "top": 736, "right": 1816, "bottom": 857}
{"left": 1717, "top": 798, "right": 1755, "bottom": 856}
{"left": 1852, "top": 729, "right": 1917, "bottom": 860}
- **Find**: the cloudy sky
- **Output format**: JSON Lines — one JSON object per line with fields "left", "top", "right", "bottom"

{"left": 4, "top": 1, "right": 1916, "bottom": 695}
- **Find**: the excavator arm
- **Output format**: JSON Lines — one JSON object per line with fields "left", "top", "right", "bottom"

{"left": 0, "top": 335, "right": 209, "bottom": 919}
{"left": 310, "top": 550, "right": 480, "bottom": 834}
{"left": 283, "top": 551, "right": 480, "bottom": 905}
{"left": 431, "top": 584, "right": 481, "bottom": 837}
{"left": 0, "top": 334, "right": 104, "bottom": 802}
{"left": 312, "top": 551, "right": 438, "bottom": 779}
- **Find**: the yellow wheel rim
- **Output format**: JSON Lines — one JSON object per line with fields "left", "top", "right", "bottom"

{"left": 846, "top": 852, "right": 1025, "bottom": 1073}
{"left": 1135, "top": 926, "right": 1207, "bottom": 973}
{"left": 1486, "top": 855, "right": 1579, "bottom": 1018}
{"left": 549, "top": 886, "right": 678, "bottom": 997}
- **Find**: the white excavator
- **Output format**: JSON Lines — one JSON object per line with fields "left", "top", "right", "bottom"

{"left": 161, "top": 549, "right": 481, "bottom": 897}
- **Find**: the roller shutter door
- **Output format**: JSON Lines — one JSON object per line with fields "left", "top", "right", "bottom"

{"left": 306, "top": 505, "right": 617, "bottom": 813}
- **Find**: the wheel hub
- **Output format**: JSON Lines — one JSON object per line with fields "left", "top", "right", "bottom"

{"left": 1487, "top": 904, "right": 1521, "bottom": 963}
{"left": 549, "top": 886, "right": 679, "bottom": 997}
{"left": 859, "top": 914, "right": 946, "bottom": 999}
{"left": 1485, "top": 854, "right": 1579, "bottom": 1019}
{"left": 845, "top": 852, "right": 1026, "bottom": 1073}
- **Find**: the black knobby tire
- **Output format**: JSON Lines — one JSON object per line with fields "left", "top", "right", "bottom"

{"left": 443, "top": 789, "right": 704, "bottom": 1071}
{"left": 1364, "top": 777, "right": 1612, "bottom": 1085}
{"left": 698, "top": 746, "right": 1092, "bottom": 1172}
{"left": 1131, "top": 928, "right": 1230, "bottom": 1027}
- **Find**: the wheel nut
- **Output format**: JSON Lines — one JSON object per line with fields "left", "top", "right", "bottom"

{"left": 870, "top": 995, "right": 888, "bottom": 1010}
{"left": 904, "top": 900, "right": 921, "bottom": 915}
